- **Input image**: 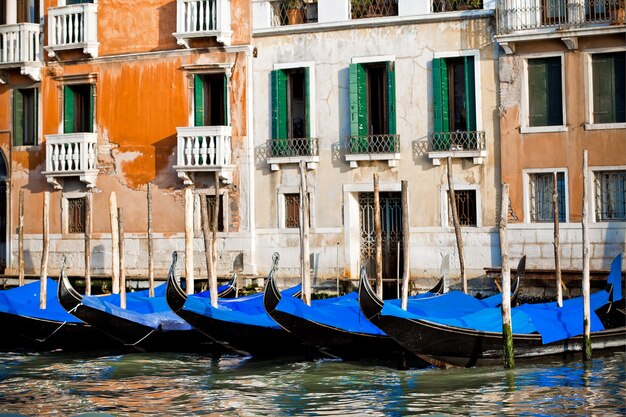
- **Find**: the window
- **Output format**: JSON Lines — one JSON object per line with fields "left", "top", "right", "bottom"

{"left": 0, "top": 0, "right": 5, "bottom": 25}
{"left": 284, "top": 193, "right": 300, "bottom": 228}
{"left": 351, "top": 0, "right": 398, "bottom": 19}
{"left": 527, "top": 57, "right": 563, "bottom": 127}
{"left": 432, "top": 56, "right": 477, "bottom": 151}
{"left": 13, "top": 88, "right": 38, "bottom": 146}
{"left": 591, "top": 52, "right": 625, "bottom": 125}
{"left": 349, "top": 61, "right": 396, "bottom": 152}
{"left": 194, "top": 73, "right": 228, "bottom": 127}
{"left": 448, "top": 189, "right": 477, "bottom": 226}
{"left": 205, "top": 194, "right": 225, "bottom": 232}
{"left": 64, "top": 84, "right": 94, "bottom": 133}
{"left": 16, "top": 0, "right": 39, "bottom": 24}
{"left": 68, "top": 197, "right": 86, "bottom": 233}
{"left": 595, "top": 170, "right": 626, "bottom": 222}
{"left": 271, "top": 67, "right": 311, "bottom": 157}
{"left": 529, "top": 172, "right": 566, "bottom": 223}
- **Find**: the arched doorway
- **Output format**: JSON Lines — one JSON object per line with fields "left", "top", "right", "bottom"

{"left": 0, "top": 152, "right": 7, "bottom": 273}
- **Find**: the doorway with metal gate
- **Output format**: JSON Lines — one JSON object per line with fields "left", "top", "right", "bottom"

{"left": 359, "top": 191, "right": 403, "bottom": 295}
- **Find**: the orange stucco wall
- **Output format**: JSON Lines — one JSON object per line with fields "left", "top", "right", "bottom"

{"left": 500, "top": 34, "right": 626, "bottom": 223}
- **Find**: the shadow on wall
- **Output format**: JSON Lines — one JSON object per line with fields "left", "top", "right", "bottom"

{"left": 155, "top": 2, "right": 179, "bottom": 52}
{"left": 602, "top": 221, "right": 626, "bottom": 269}
{"left": 152, "top": 134, "right": 181, "bottom": 191}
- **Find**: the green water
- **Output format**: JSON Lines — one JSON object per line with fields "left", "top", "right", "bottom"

{"left": 0, "top": 351, "right": 624, "bottom": 416}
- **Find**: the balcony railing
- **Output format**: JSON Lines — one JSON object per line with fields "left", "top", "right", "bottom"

{"left": 270, "top": 0, "right": 318, "bottom": 26}
{"left": 346, "top": 134, "right": 400, "bottom": 154}
{"left": 268, "top": 137, "right": 319, "bottom": 157}
{"left": 47, "top": 3, "right": 98, "bottom": 58}
{"left": 174, "top": 0, "right": 233, "bottom": 47}
{"left": 433, "top": 0, "right": 483, "bottom": 12}
{"left": 428, "top": 131, "right": 486, "bottom": 152}
{"left": 174, "top": 126, "right": 234, "bottom": 184}
{"left": 43, "top": 133, "right": 99, "bottom": 190}
{"left": 496, "top": 0, "right": 625, "bottom": 34}
{"left": 351, "top": 0, "right": 398, "bottom": 19}
{"left": 0, "top": 23, "right": 40, "bottom": 65}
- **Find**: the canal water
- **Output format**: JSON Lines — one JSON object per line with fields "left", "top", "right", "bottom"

{"left": 0, "top": 350, "right": 624, "bottom": 416}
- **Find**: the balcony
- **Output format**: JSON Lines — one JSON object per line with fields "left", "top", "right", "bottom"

{"left": 350, "top": 0, "right": 398, "bottom": 19}
{"left": 46, "top": 3, "right": 98, "bottom": 58}
{"left": 269, "top": 0, "right": 318, "bottom": 26}
{"left": 43, "top": 133, "right": 99, "bottom": 190}
{"left": 174, "top": 0, "right": 233, "bottom": 48}
{"left": 266, "top": 137, "right": 320, "bottom": 170}
{"left": 496, "top": 0, "right": 626, "bottom": 53}
{"left": 427, "top": 130, "right": 487, "bottom": 165}
{"left": 174, "top": 126, "right": 234, "bottom": 185}
{"left": 345, "top": 134, "right": 400, "bottom": 168}
{"left": 0, "top": 23, "right": 41, "bottom": 81}
{"left": 433, "top": 0, "right": 483, "bottom": 12}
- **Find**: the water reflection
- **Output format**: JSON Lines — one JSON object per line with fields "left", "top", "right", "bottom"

{"left": 0, "top": 351, "right": 624, "bottom": 416}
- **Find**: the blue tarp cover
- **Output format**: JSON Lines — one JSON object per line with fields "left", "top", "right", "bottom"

{"left": 0, "top": 279, "right": 82, "bottom": 323}
{"left": 182, "top": 284, "right": 302, "bottom": 328}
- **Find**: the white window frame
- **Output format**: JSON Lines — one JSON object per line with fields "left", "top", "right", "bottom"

{"left": 522, "top": 168, "right": 569, "bottom": 224}
{"left": 584, "top": 48, "right": 626, "bottom": 131}
{"left": 194, "top": 188, "right": 229, "bottom": 234}
{"left": 277, "top": 185, "right": 315, "bottom": 230}
{"left": 520, "top": 52, "right": 567, "bottom": 134}
{"left": 589, "top": 165, "right": 626, "bottom": 223}
{"left": 61, "top": 191, "right": 87, "bottom": 234}
{"left": 439, "top": 183, "right": 482, "bottom": 228}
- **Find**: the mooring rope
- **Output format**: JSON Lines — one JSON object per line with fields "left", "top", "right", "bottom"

{"left": 36, "top": 321, "right": 68, "bottom": 343}
{"left": 129, "top": 328, "right": 157, "bottom": 346}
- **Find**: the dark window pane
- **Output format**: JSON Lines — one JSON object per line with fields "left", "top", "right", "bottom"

{"left": 528, "top": 57, "right": 562, "bottom": 127}
{"left": 449, "top": 190, "right": 477, "bottom": 226}
{"left": 592, "top": 52, "right": 626, "bottom": 124}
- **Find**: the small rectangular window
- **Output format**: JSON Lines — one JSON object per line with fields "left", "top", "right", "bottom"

{"left": 68, "top": 197, "right": 86, "bottom": 234}
{"left": 529, "top": 172, "right": 566, "bottom": 223}
{"left": 527, "top": 57, "right": 563, "bottom": 127}
{"left": 205, "top": 195, "right": 225, "bottom": 232}
{"left": 284, "top": 193, "right": 301, "bottom": 228}
{"left": 595, "top": 170, "right": 626, "bottom": 222}
{"left": 591, "top": 52, "right": 625, "bottom": 124}
{"left": 13, "top": 88, "right": 38, "bottom": 146}
{"left": 448, "top": 189, "right": 477, "bottom": 227}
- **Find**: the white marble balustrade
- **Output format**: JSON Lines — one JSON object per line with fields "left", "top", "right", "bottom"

{"left": 176, "top": 126, "right": 232, "bottom": 169}
{"left": 45, "top": 133, "right": 98, "bottom": 175}
{"left": 0, "top": 23, "right": 40, "bottom": 64}
{"left": 175, "top": 0, "right": 232, "bottom": 46}
{"left": 47, "top": 3, "right": 98, "bottom": 57}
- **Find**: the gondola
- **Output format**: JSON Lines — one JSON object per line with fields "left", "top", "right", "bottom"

{"left": 263, "top": 255, "right": 524, "bottom": 363}
{"left": 58, "top": 254, "right": 231, "bottom": 352}
{"left": 166, "top": 253, "right": 314, "bottom": 358}
{"left": 0, "top": 275, "right": 118, "bottom": 351}
{"left": 359, "top": 254, "right": 625, "bottom": 368}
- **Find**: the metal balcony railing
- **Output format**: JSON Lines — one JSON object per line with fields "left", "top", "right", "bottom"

{"left": 44, "top": 133, "right": 98, "bottom": 189}
{"left": 0, "top": 23, "right": 40, "bottom": 65}
{"left": 433, "top": 0, "right": 483, "bottom": 12}
{"left": 496, "top": 0, "right": 625, "bottom": 34}
{"left": 345, "top": 134, "right": 400, "bottom": 155}
{"left": 351, "top": 0, "right": 398, "bottom": 19}
{"left": 428, "top": 131, "right": 486, "bottom": 152}
{"left": 270, "top": 0, "right": 319, "bottom": 26}
{"left": 47, "top": 3, "right": 98, "bottom": 57}
{"left": 174, "top": 0, "right": 232, "bottom": 46}
{"left": 267, "top": 137, "right": 319, "bottom": 157}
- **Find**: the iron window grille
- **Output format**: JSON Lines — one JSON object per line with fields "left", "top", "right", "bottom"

{"left": 433, "top": 0, "right": 482, "bottom": 12}
{"left": 448, "top": 189, "right": 477, "bottom": 226}
{"left": 529, "top": 172, "right": 566, "bottom": 223}
{"left": 350, "top": 0, "right": 398, "bottom": 19}
{"left": 595, "top": 170, "right": 626, "bottom": 222}
{"left": 68, "top": 197, "right": 86, "bottom": 234}
{"left": 205, "top": 194, "right": 225, "bottom": 232}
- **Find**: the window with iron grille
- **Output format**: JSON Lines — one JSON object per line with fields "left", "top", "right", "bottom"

{"left": 284, "top": 193, "right": 301, "bottom": 228}
{"left": 205, "top": 195, "right": 225, "bottom": 232}
{"left": 595, "top": 170, "right": 626, "bottom": 222}
{"left": 68, "top": 197, "right": 86, "bottom": 234}
{"left": 351, "top": 0, "right": 398, "bottom": 19}
{"left": 529, "top": 172, "right": 566, "bottom": 223}
{"left": 448, "top": 190, "right": 477, "bottom": 226}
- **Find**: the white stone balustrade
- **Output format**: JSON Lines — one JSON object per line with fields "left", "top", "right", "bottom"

{"left": 43, "top": 133, "right": 98, "bottom": 189}
{"left": 47, "top": 3, "right": 98, "bottom": 58}
{"left": 0, "top": 23, "right": 41, "bottom": 80}
{"left": 174, "top": 126, "right": 234, "bottom": 184}
{"left": 174, "top": 0, "right": 232, "bottom": 47}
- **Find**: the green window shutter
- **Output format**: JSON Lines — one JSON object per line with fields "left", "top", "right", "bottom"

{"left": 615, "top": 52, "right": 626, "bottom": 123}
{"left": 386, "top": 61, "right": 396, "bottom": 136}
{"left": 223, "top": 73, "right": 229, "bottom": 126}
{"left": 349, "top": 63, "right": 368, "bottom": 152}
{"left": 271, "top": 69, "right": 288, "bottom": 156}
{"left": 88, "top": 84, "right": 94, "bottom": 133}
{"left": 64, "top": 85, "right": 75, "bottom": 134}
{"left": 33, "top": 88, "right": 39, "bottom": 145}
{"left": 593, "top": 52, "right": 626, "bottom": 124}
{"left": 194, "top": 74, "right": 204, "bottom": 127}
{"left": 464, "top": 56, "right": 476, "bottom": 132}
{"left": 546, "top": 58, "right": 563, "bottom": 126}
{"left": 13, "top": 89, "right": 24, "bottom": 146}
{"left": 528, "top": 59, "right": 547, "bottom": 127}
{"left": 432, "top": 58, "right": 449, "bottom": 151}
{"left": 556, "top": 172, "right": 566, "bottom": 222}
{"left": 304, "top": 66, "right": 311, "bottom": 139}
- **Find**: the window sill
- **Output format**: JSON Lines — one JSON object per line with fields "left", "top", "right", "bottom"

{"left": 428, "top": 149, "right": 487, "bottom": 165}
{"left": 345, "top": 153, "right": 401, "bottom": 168}
{"left": 584, "top": 123, "right": 626, "bottom": 131}
{"left": 520, "top": 125, "right": 568, "bottom": 134}
{"left": 12, "top": 145, "right": 40, "bottom": 150}
{"left": 267, "top": 155, "right": 320, "bottom": 171}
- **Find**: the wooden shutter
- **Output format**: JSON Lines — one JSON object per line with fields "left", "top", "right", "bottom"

{"left": 464, "top": 56, "right": 476, "bottom": 132}
{"left": 528, "top": 59, "right": 547, "bottom": 127}
{"left": 88, "top": 84, "right": 94, "bottom": 133}
{"left": 432, "top": 58, "right": 449, "bottom": 151}
{"left": 13, "top": 90, "right": 24, "bottom": 146}
{"left": 194, "top": 74, "right": 204, "bottom": 127}
{"left": 349, "top": 63, "right": 368, "bottom": 152}
{"left": 386, "top": 61, "right": 396, "bottom": 136}
{"left": 223, "top": 73, "right": 229, "bottom": 126}
{"left": 271, "top": 69, "right": 288, "bottom": 155}
{"left": 64, "top": 85, "right": 75, "bottom": 134}
{"left": 304, "top": 66, "right": 311, "bottom": 139}
{"left": 593, "top": 52, "right": 626, "bottom": 124}
{"left": 556, "top": 172, "right": 566, "bottom": 222}
{"left": 546, "top": 58, "right": 563, "bottom": 126}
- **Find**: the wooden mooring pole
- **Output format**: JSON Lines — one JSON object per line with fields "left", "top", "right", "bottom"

{"left": 299, "top": 160, "right": 311, "bottom": 306}
{"left": 85, "top": 191, "right": 92, "bottom": 296}
{"left": 401, "top": 180, "right": 410, "bottom": 311}
{"left": 582, "top": 150, "right": 592, "bottom": 361}
{"left": 211, "top": 172, "right": 220, "bottom": 305}
{"left": 200, "top": 195, "right": 214, "bottom": 306}
{"left": 500, "top": 183, "right": 514, "bottom": 369}
{"left": 118, "top": 207, "right": 126, "bottom": 309}
{"left": 553, "top": 172, "right": 563, "bottom": 307}
{"left": 18, "top": 190, "right": 24, "bottom": 287}
{"left": 109, "top": 192, "right": 120, "bottom": 294}
{"left": 447, "top": 157, "right": 467, "bottom": 294}
{"left": 374, "top": 173, "right": 383, "bottom": 299}
{"left": 147, "top": 183, "right": 155, "bottom": 298}
{"left": 39, "top": 191, "right": 50, "bottom": 309}
{"left": 185, "top": 188, "right": 194, "bottom": 296}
